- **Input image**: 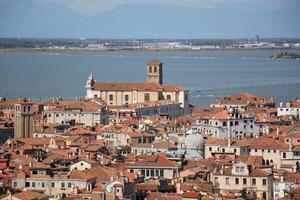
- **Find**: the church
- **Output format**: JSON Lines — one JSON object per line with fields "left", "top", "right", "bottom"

{"left": 86, "top": 59, "right": 191, "bottom": 115}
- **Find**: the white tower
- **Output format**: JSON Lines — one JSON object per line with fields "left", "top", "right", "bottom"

{"left": 86, "top": 73, "right": 95, "bottom": 98}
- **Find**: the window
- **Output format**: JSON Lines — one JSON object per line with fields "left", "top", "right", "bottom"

{"left": 243, "top": 178, "right": 247, "bottom": 185}
{"left": 223, "top": 122, "right": 226, "bottom": 127}
{"left": 51, "top": 182, "right": 55, "bottom": 188}
{"left": 154, "top": 66, "right": 157, "bottom": 73}
{"left": 240, "top": 167, "right": 245, "bottom": 172}
{"left": 236, "top": 167, "right": 240, "bottom": 172}
{"left": 252, "top": 178, "right": 256, "bottom": 185}
{"left": 68, "top": 182, "right": 72, "bottom": 188}
{"left": 13, "top": 181, "right": 18, "bottom": 187}
{"left": 283, "top": 152, "right": 286, "bottom": 158}
{"left": 160, "top": 170, "right": 164, "bottom": 177}
{"left": 42, "top": 182, "right": 45, "bottom": 188}
{"left": 144, "top": 93, "right": 150, "bottom": 101}
{"left": 151, "top": 169, "right": 154, "bottom": 176}
{"left": 149, "top": 66, "right": 152, "bottom": 73}
{"left": 209, "top": 147, "right": 212, "bottom": 151}
{"left": 235, "top": 121, "right": 239, "bottom": 125}
{"left": 138, "top": 138, "right": 142, "bottom": 144}
{"left": 141, "top": 169, "right": 145, "bottom": 175}
{"left": 226, "top": 177, "right": 230, "bottom": 185}
{"left": 61, "top": 182, "right": 65, "bottom": 188}
{"left": 167, "top": 95, "right": 171, "bottom": 100}
{"left": 235, "top": 178, "right": 239, "bottom": 184}
{"left": 32, "top": 182, "right": 36, "bottom": 187}
{"left": 262, "top": 179, "right": 267, "bottom": 186}
{"left": 214, "top": 177, "right": 218, "bottom": 184}
{"left": 125, "top": 95, "right": 129, "bottom": 101}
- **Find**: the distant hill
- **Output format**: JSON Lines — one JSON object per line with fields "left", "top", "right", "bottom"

{"left": 0, "top": 0, "right": 299, "bottom": 38}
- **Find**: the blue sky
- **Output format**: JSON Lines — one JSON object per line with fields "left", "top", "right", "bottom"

{"left": 0, "top": 0, "right": 299, "bottom": 38}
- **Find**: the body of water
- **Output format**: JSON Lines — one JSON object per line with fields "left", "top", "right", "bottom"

{"left": 0, "top": 49, "right": 299, "bottom": 105}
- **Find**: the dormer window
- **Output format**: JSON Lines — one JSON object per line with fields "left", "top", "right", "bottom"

{"left": 236, "top": 167, "right": 240, "bottom": 172}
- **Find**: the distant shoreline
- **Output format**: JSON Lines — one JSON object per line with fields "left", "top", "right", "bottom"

{"left": 1, "top": 47, "right": 300, "bottom": 53}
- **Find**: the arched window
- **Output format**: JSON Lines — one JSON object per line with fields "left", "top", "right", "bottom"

{"left": 149, "top": 66, "right": 152, "bottom": 73}
{"left": 154, "top": 66, "right": 157, "bottom": 73}
{"left": 167, "top": 95, "right": 171, "bottom": 100}
{"left": 266, "top": 160, "right": 270, "bottom": 165}
{"left": 262, "top": 159, "right": 265, "bottom": 165}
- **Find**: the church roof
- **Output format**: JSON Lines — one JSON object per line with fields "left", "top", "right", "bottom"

{"left": 92, "top": 82, "right": 186, "bottom": 92}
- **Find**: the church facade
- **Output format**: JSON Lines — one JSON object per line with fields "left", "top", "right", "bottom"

{"left": 86, "top": 60, "right": 191, "bottom": 115}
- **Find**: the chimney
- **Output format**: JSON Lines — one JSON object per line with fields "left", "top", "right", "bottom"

{"left": 289, "top": 142, "right": 292, "bottom": 151}
{"left": 276, "top": 127, "right": 279, "bottom": 136}
{"left": 280, "top": 176, "right": 284, "bottom": 182}
{"left": 266, "top": 126, "right": 270, "bottom": 135}
{"left": 227, "top": 118, "right": 231, "bottom": 148}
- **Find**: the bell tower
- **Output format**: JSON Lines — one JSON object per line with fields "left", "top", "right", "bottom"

{"left": 14, "top": 102, "right": 33, "bottom": 138}
{"left": 146, "top": 60, "right": 163, "bottom": 85}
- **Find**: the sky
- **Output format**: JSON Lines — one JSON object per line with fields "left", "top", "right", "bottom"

{"left": 0, "top": 0, "right": 300, "bottom": 38}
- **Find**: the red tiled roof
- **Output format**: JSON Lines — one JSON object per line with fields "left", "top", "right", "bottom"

{"left": 182, "top": 191, "right": 200, "bottom": 198}
{"left": 147, "top": 59, "right": 163, "bottom": 65}
{"left": 129, "top": 154, "right": 179, "bottom": 168}
{"left": 92, "top": 82, "right": 185, "bottom": 92}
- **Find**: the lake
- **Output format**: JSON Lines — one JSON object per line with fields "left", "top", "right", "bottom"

{"left": 0, "top": 49, "right": 299, "bottom": 105}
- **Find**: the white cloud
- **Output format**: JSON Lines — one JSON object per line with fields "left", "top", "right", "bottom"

{"left": 41, "top": 0, "right": 294, "bottom": 16}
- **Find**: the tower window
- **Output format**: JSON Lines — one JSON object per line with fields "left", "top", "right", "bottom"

{"left": 154, "top": 66, "right": 157, "bottom": 73}
{"left": 149, "top": 66, "right": 152, "bottom": 73}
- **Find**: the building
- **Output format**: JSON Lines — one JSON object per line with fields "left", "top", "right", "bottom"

{"left": 127, "top": 154, "right": 180, "bottom": 179}
{"left": 43, "top": 98, "right": 109, "bottom": 126}
{"left": 193, "top": 108, "right": 257, "bottom": 139}
{"left": 210, "top": 92, "right": 275, "bottom": 112}
{"left": 12, "top": 171, "right": 96, "bottom": 197}
{"left": 0, "top": 122, "right": 14, "bottom": 144}
{"left": 212, "top": 161, "right": 273, "bottom": 200}
{"left": 14, "top": 102, "right": 34, "bottom": 138}
{"left": 109, "top": 100, "right": 182, "bottom": 123}
{"left": 86, "top": 60, "right": 191, "bottom": 115}
{"left": 277, "top": 99, "right": 300, "bottom": 119}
